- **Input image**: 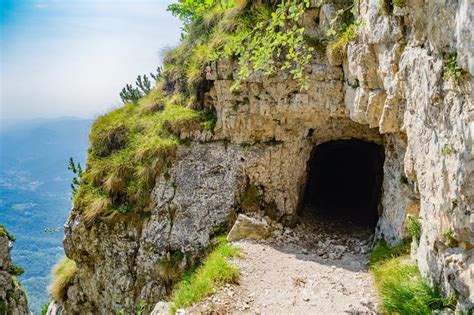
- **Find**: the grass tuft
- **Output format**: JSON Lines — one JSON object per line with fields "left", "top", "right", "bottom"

{"left": 370, "top": 240, "right": 456, "bottom": 314}
{"left": 368, "top": 239, "right": 410, "bottom": 266}
{"left": 170, "top": 237, "right": 240, "bottom": 312}
{"left": 48, "top": 258, "right": 77, "bottom": 302}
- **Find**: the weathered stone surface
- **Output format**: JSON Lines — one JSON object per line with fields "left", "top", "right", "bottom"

{"left": 57, "top": 0, "right": 473, "bottom": 312}
{"left": 0, "top": 235, "right": 29, "bottom": 315}
{"left": 150, "top": 301, "right": 170, "bottom": 315}
{"left": 227, "top": 214, "right": 271, "bottom": 242}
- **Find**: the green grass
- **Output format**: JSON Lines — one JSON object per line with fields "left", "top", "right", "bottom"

{"left": 48, "top": 258, "right": 77, "bottom": 302}
{"left": 368, "top": 239, "right": 410, "bottom": 265}
{"left": 169, "top": 237, "right": 240, "bottom": 312}
{"left": 369, "top": 240, "right": 456, "bottom": 314}
{"left": 0, "top": 224, "right": 15, "bottom": 241}
{"left": 75, "top": 92, "right": 209, "bottom": 224}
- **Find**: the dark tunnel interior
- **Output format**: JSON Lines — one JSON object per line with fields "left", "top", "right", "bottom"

{"left": 301, "top": 139, "right": 385, "bottom": 228}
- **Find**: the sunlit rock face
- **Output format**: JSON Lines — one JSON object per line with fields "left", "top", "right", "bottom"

{"left": 0, "top": 233, "right": 29, "bottom": 315}
{"left": 57, "top": 0, "right": 473, "bottom": 313}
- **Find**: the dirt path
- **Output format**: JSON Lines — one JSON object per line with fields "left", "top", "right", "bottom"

{"left": 187, "top": 214, "right": 380, "bottom": 314}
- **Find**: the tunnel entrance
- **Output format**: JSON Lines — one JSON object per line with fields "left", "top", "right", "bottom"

{"left": 301, "top": 139, "right": 384, "bottom": 229}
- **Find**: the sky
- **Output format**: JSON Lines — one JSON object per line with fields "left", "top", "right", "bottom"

{"left": 0, "top": 0, "right": 182, "bottom": 123}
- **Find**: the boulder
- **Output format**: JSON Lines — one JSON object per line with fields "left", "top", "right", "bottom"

{"left": 227, "top": 214, "right": 271, "bottom": 242}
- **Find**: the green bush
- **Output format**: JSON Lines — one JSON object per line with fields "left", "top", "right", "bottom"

{"left": 170, "top": 237, "right": 239, "bottom": 312}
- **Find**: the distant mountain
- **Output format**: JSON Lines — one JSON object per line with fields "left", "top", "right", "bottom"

{"left": 0, "top": 117, "right": 93, "bottom": 314}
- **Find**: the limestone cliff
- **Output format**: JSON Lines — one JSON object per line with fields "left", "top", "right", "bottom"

{"left": 51, "top": 0, "right": 473, "bottom": 313}
{"left": 0, "top": 226, "right": 29, "bottom": 315}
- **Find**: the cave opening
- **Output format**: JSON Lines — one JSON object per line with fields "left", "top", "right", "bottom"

{"left": 301, "top": 139, "right": 384, "bottom": 229}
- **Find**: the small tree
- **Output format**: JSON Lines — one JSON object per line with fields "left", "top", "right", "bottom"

{"left": 119, "top": 67, "right": 164, "bottom": 104}
{"left": 68, "top": 157, "right": 83, "bottom": 197}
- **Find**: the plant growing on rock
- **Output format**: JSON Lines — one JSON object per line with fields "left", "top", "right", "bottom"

{"left": 0, "top": 224, "right": 16, "bottom": 241}
{"left": 369, "top": 240, "right": 456, "bottom": 313}
{"left": 443, "top": 50, "right": 467, "bottom": 81}
{"left": 49, "top": 258, "right": 77, "bottom": 302}
{"left": 68, "top": 157, "right": 83, "bottom": 197}
{"left": 326, "top": 1, "right": 360, "bottom": 64}
{"left": 443, "top": 228, "right": 458, "bottom": 247}
{"left": 406, "top": 215, "right": 421, "bottom": 242}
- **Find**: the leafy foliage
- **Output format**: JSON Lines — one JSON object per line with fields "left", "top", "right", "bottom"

{"left": 326, "top": 2, "right": 359, "bottom": 63}
{"left": 166, "top": 0, "right": 315, "bottom": 92}
{"left": 170, "top": 237, "right": 239, "bottom": 312}
{"left": 221, "top": 0, "right": 314, "bottom": 90}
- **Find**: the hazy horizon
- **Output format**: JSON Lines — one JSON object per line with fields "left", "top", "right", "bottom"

{"left": 0, "top": 0, "right": 182, "bottom": 124}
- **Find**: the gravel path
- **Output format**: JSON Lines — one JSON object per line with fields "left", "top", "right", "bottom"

{"left": 187, "top": 214, "right": 380, "bottom": 314}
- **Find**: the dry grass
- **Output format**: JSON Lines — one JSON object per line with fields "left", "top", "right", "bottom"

{"left": 49, "top": 258, "right": 77, "bottom": 302}
{"left": 83, "top": 196, "right": 112, "bottom": 225}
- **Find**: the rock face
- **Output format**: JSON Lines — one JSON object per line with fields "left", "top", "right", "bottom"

{"left": 57, "top": 0, "right": 473, "bottom": 313}
{"left": 0, "top": 232, "right": 29, "bottom": 315}
{"left": 227, "top": 214, "right": 271, "bottom": 242}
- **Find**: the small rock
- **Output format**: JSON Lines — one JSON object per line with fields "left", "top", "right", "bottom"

{"left": 151, "top": 301, "right": 170, "bottom": 315}
{"left": 227, "top": 214, "right": 271, "bottom": 241}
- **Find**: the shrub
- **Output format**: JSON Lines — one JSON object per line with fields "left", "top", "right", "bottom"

{"left": 170, "top": 237, "right": 239, "bottom": 312}
{"left": 48, "top": 258, "right": 77, "bottom": 302}
{"left": 406, "top": 215, "right": 421, "bottom": 242}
